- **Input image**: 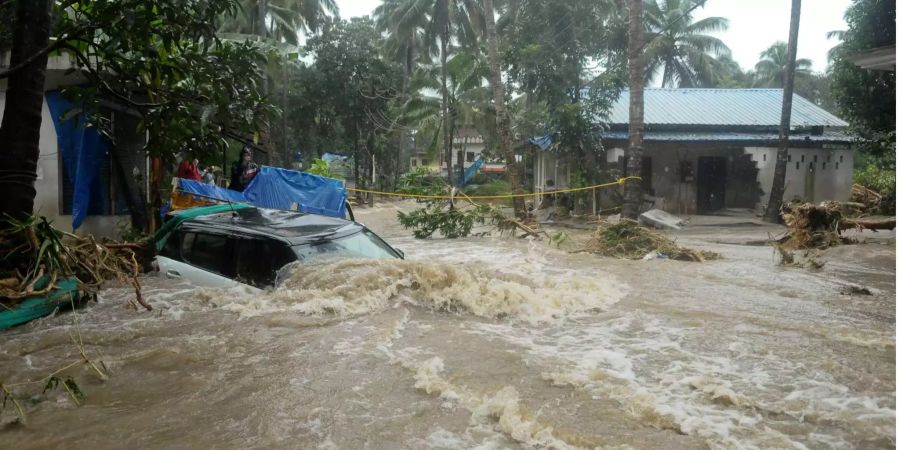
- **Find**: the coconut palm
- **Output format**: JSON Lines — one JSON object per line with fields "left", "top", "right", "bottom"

{"left": 398, "top": 50, "right": 493, "bottom": 178}
{"left": 219, "top": 0, "right": 338, "bottom": 44}
{"left": 643, "top": 0, "right": 731, "bottom": 87}
{"left": 754, "top": 41, "right": 813, "bottom": 87}
{"left": 372, "top": 0, "right": 483, "bottom": 185}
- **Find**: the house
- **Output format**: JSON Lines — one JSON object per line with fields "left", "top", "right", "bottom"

{"left": 410, "top": 127, "right": 485, "bottom": 178}
{"left": 532, "top": 89, "right": 854, "bottom": 214}
{"left": 0, "top": 52, "right": 149, "bottom": 237}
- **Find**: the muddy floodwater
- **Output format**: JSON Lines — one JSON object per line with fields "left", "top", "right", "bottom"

{"left": 1, "top": 203, "right": 895, "bottom": 449}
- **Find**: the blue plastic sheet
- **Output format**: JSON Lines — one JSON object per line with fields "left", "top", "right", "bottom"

{"left": 457, "top": 159, "right": 484, "bottom": 186}
{"left": 46, "top": 91, "right": 110, "bottom": 230}
{"left": 528, "top": 134, "right": 554, "bottom": 151}
{"left": 243, "top": 166, "right": 347, "bottom": 218}
{"left": 176, "top": 178, "right": 249, "bottom": 203}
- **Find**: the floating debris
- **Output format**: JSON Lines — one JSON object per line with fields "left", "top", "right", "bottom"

{"left": 582, "top": 219, "right": 720, "bottom": 262}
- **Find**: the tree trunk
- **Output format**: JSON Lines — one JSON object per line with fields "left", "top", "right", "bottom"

{"left": 0, "top": 0, "right": 52, "bottom": 223}
{"left": 483, "top": 0, "right": 525, "bottom": 217}
{"left": 441, "top": 25, "right": 453, "bottom": 188}
{"left": 764, "top": 0, "right": 802, "bottom": 223}
{"left": 622, "top": 0, "right": 645, "bottom": 220}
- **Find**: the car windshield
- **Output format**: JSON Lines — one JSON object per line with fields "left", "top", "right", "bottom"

{"left": 292, "top": 229, "right": 398, "bottom": 264}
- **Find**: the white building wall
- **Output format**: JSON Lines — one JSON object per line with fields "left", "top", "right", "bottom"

{"left": 746, "top": 146, "right": 854, "bottom": 208}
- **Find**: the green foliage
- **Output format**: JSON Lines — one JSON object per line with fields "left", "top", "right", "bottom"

{"left": 398, "top": 203, "right": 490, "bottom": 239}
{"left": 464, "top": 179, "right": 511, "bottom": 196}
{"left": 854, "top": 160, "right": 896, "bottom": 214}
{"left": 643, "top": 0, "right": 731, "bottom": 88}
{"left": 286, "top": 17, "right": 402, "bottom": 184}
{"left": 396, "top": 167, "right": 448, "bottom": 196}
{"left": 48, "top": 0, "right": 276, "bottom": 164}
{"left": 305, "top": 159, "right": 342, "bottom": 179}
{"left": 829, "top": 0, "right": 896, "bottom": 160}
{"left": 503, "top": 0, "right": 626, "bottom": 182}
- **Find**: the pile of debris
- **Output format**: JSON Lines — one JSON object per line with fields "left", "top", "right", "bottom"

{"left": 583, "top": 219, "right": 719, "bottom": 262}
{"left": 0, "top": 216, "right": 148, "bottom": 311}
{"left": 778, "top": 201, "right": 896, "bottom": 250}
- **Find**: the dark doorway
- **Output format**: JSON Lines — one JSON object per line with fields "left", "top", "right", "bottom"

{"left": 641, "top": 156, "right": 653, "bottom": 195}
{"left": 697, "top": 157, "right": 727, "bottom": 213}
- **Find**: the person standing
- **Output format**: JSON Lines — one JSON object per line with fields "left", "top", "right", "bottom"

{"left": 229, "top": 147, "right": 259, "bottom": 191}
{"left": 176, "top": 155, "right": 201, "bottom": 181}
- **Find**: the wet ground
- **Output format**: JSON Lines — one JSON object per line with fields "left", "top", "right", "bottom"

{"left": 0, "top": 202, "right": 895, "bottom": 449}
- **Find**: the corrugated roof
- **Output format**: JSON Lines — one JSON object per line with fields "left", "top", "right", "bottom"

{"left": 601, "top": 129, "right": 854, "bottom": 144}
{"left": 605, "top": 89, "right": 848, "bottom": 128}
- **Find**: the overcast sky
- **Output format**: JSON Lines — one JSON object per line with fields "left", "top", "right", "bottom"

{"left": 333, "top": 0, "right": 851, "bottom": 73}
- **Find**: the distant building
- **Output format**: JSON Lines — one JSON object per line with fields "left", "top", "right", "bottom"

{"left": 532, "top": 88, "right": 854, "bottom": 214}
{"left": 410, "top": 127, "right": 486, "bottom": 178}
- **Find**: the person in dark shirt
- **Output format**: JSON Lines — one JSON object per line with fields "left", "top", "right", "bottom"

{"left": 229, "top": 147, "right": 259, "bottom": 191}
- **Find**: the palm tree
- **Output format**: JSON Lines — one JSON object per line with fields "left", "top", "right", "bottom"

{"left": 398, "top": 51, "right": 493, "bottom": 176}
{"left": 764, "top": 0, "right": 802, "bottom": 223}
{"left": 754, "top": 41, "right": 813, "bottom": 87}
{"left": 643, "top": 0, "right": 731, "bottom": 88}
{"left": 219, "top": 0, "right": 338, "bottom": 44}
{"left": 372, "top": 0, "right": 483, "bottom": 185}
{"left": 623, "top": 0, "right": 645, "bottom": 219}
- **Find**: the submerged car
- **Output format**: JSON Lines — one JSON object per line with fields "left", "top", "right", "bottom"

{"left": 154, "top": 204, "right": 403, "bottom": 289}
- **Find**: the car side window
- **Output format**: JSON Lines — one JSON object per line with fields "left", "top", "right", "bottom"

{"left": 181, "top": 232, "right": 233, "bottom": 276}
{"left": 233, "top": 238, "right": 296, "bottom": 288}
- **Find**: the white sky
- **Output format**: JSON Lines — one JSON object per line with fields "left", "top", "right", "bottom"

{"left": 334, "top": 0, "right": 851, "bottom": 73}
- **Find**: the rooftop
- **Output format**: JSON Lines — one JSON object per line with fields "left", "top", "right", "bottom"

{"left": 605, "top": 89, "right": 848, "bottom": 128}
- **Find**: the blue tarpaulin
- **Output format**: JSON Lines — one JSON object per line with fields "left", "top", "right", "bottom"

{"left": 46, "top": 90, "right": 110, "bottom": 230}
{"left": 528, "top": 134, "right": 554, "bottom": 151}
{"left": 457, "top": 159, "right": 484, "bottom": 186}
{"left": 176, "top": 178, "right": 249, "bottom": 203}
{"left": 243, "top": 166, "right": 347, "bottom": 218}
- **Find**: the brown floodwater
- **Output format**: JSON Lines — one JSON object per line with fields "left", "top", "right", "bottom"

{"left": 0, "top": 203, "right": 895, "bottom": 449}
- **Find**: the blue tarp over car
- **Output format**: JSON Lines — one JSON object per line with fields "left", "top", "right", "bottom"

{"left": 175, "top": 166, "right": 347, "bottom": 219}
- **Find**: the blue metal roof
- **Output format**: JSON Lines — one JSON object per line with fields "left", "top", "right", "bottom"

{"left": 606, "top": 89, "right": 849, "bottom": 128}
{"left": 601, "top": 129, "right": 854, "bottom": 144}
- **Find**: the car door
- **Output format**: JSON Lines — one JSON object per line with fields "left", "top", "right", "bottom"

{"left": 233, "top": 237, "right": 297, "bottom": 288}
{"left": 158, "top": 229, "right": 240, "bottom": 289}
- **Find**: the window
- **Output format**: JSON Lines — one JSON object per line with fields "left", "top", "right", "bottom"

{"left": 796, "top": 162, "right": 800, "bottom": 170}
{"left": 293, "top": 230, "right": 398, "bottom": 264}
{"left": 801, "top": 155, "right": 805, "bottom": 162}
{"left": 788, "top": 154, "right": 792, "bottom": 162}
{"left": 815, "top": 154, "right": 819, "bottom": 162}
{"left": 823, "top": 162, "right": 827, "bottom": 170}
{"left": 466, "top": 152, "right": 475, "bottom": 163}
{"left": 840, "top": 155, "right": 844, "bottom": 163}
{"left": 181, "top": 232, "right": 232, "bottom": 276}
{"left": 411, "top": 159, "right": 417, "bottom": 167}
{"left": 421, "top": 159, "right": 430, "bottom": 166}
{"left": 762, "top": 154, "right": 766, "bottom": 162}
{"left": 835, "top": 162, "right": 839, "bottom": 170}
{"left": 234, "top": 238, "right": 296, "bottom": 288}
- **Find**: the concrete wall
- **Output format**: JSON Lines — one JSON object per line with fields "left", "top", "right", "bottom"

{"left": 0, "top": 91, "right": 128, "bottom": 238}
{"left": 746, "top": 147, "right": 854, "bottom": 207}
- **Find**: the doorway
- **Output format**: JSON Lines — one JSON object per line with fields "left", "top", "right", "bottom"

{"left": 697, "top": 157, "right": 727, "bottom": 213}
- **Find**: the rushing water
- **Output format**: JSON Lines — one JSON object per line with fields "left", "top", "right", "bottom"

{"left": 1, "top": 204, "right": 895, "bottom": 449}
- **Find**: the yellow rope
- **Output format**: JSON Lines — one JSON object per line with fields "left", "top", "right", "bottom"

{"left": 347, "top": 176, "right": 641, "bottom": 200}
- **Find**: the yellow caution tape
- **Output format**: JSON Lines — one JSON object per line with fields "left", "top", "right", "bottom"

{"left": 346, "top": 176, "right": 641, "bottom": 200}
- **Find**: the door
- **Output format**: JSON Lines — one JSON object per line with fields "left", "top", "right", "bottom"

{"left": 157, "top": 231, "right": 240, "bottom": 289}
{"left": 697, "top": 157, "right": 727, "bottom": 213}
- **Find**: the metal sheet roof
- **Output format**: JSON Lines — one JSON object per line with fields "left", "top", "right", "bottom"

{"left": 601, "top": 129, "right": 854, "bottom": 144}
{"left": 605, "top": 89, "right": 849, "bottom": 128}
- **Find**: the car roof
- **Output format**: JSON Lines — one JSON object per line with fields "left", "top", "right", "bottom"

{"left": 182, "top": 206, "right": 360, "bottom": 245}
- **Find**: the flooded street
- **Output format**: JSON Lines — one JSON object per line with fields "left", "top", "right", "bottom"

{"left": 1, "top": 202, "right": 895, "bottom": 449}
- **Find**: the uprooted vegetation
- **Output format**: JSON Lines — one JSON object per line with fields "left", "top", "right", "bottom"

{"left": 582, "top": 219, "right": 720, "bottom": 262}
{"left": 775, "top": 201, "right": 896, "bottom": 269}
{"left": 1, "top": 216, "right": 149, "bottom": 422}
{"left": 0, "top": 216, "right": 147, "bottom": 310}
